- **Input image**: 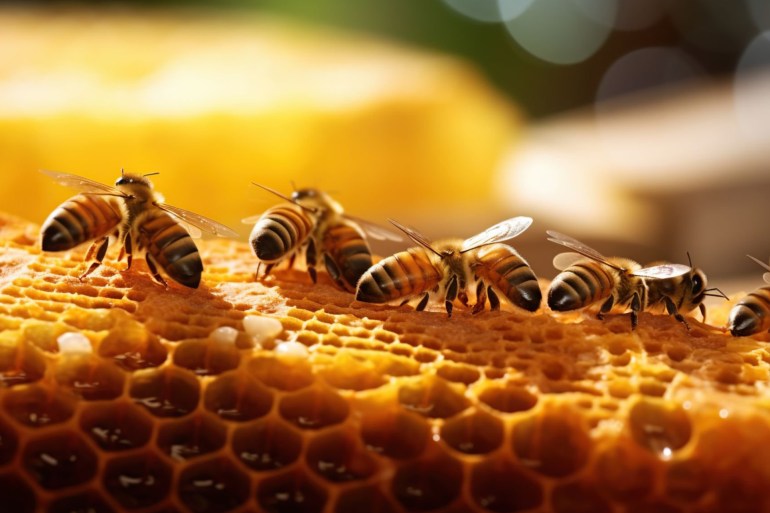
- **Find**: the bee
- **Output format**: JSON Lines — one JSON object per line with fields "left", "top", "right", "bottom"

{"left": 355, "top": 217, "right": 541, "bottom": 317}
{"left": 40, "top": 170, "right": 237, "bottom": 289}
{"left": 728, "top": 255, "right": 770, "bottom": 337}
{"left": 244, "top": 184, "right": 401, "bottom": 293}
{"left": 546, "top": 230, "right": 726, "bottom": 329}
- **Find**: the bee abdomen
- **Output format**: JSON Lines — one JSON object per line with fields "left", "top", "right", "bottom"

{"left": 356, "top": 248, "right": 439, "bottom": 304}
{"left": 729, "top": 287, "right": 770, "bottom": 337}
{"left": 548, "top": 263, "right": 612, "bottom": 312}
{"left": 323, "top": 223, "right": 373, "bottom": 291}
{"left": 250, "top": 206, "right": 313, "bottom": 262}
{"left": 41, "top": 195, "right": 122, "bottom": 251}
{"left": 141, "top": 211, "right": 203, "bottom": 288}
{"left": 475, "top": 246, "right": 541, "bottom": 312}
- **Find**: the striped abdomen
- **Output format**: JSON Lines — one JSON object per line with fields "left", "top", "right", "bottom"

{"left": 729, "top": 286, "right": 770, "bottom": 336}
{"left": 249, "top": 205, "right": 314, "bottom": 263}
{"left": 139, "top": 209, "right": 202, "bottom": 288}
{"left": 322, "top": 222, "right": 373, "bottom": 292}
{"left": 548, "top": 260, "right": 615, "bottom": 312}
{"left": 41, "top": 194, "right": 122, "bottom": 251}
{"left": 474, "top": 245, "right": 541, "bottom": 312}
{"left": 356, "top": 247, "right": 442, "bottom": 304}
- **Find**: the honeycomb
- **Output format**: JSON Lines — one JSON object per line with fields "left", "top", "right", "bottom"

{"left": 0, "top": 210, "right": 769, "bottom": 513}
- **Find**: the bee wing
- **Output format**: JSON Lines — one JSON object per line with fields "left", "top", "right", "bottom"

{"left": 155, "top": 203, "right": 239, "bottom": 238}
{"left": 41, "top": 169, "right": 127, "bottom": 197}
{"left": 746, "top": 255, "right": 770, "bottom": 284}
{"left": 388, "top": 219, "right": 436, "bottom": 251}
{"left": 461, "top": 216, "right": 532, "bottom": 252}
{"left": 241, "top": 214, "right": 263, "bottom": 225}
{"left": 553, "top": 252, "right": 585, "bottom": 271}
{"left": 545, "top": 230, "right": 624, "bottom": 271}
{"left": 344, "top": 215, "right": 403, "bottom": 242}
{"left": 631, "top": 263, "right": 691, "bottom": 279}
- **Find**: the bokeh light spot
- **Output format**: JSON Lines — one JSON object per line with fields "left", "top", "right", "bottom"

{"left": 734, "top": 31, "right": 770, "bottom": 142}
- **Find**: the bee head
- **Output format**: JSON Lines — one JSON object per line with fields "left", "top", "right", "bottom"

{"left": 115, "top": 170, "right": 157, "bottom": 200}
{"left": 291, "top": 188, "right": 319, "bottom": 201}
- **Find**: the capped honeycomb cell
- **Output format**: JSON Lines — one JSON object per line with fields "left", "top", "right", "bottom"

{"left": 441, "top": 408, "right": 504, "bottom": 455}
{"left": 130, "top": 367, "right": 200, "bottom": 418}
{"left": 391, "top": 450, "right": 464, "bottom": 511}
{"left": 232, "top": 418, "right": 303, "bottom": 472}
{"left": 54, "top": 355, "right": 126, "bottom": 400}
{"left": 257, "top": 469, "right": 328, "bottom": 513}
{"left": 360, "top": 408, "right": 431, "bottom": 460}
{"left": 23, "top": 430, "right": 98, "bottom": 489}
{"left": 203, "top": 370, "right": 273, "bottom": 422}
{"left": 469, "top": 456, "right": 543, "bottom": 512}
{"left": 157, "top": 412, "right": 227, "bottom": 461}
{"left": 3, "top": 384, "right": 76, "bottom": 428}
{"left": 49, "top": 490, "right": 116, "bottom": 513}
{"left": 279, "top": 386, "right": 349, "bottom": 429}
{"left": 248, "top": 355, "right": 315, "bottom": 391}
{"left": 103, "top": 451, "right": 173, "bottom": 509}
{"left": 0, "top": 472, "right": 37, "bottom": 513}
{"left": 79, "top": 400, "right": 153, "bottom": 452}
{"left": 178, "top": 456, "right": 251, "bottom": 513}
{"left": 306, "top": 427, "right": 378, "bottom": 482}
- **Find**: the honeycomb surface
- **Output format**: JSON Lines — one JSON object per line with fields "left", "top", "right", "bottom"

{"left": 0, "top": 211, "right": 769, "bottom": 513}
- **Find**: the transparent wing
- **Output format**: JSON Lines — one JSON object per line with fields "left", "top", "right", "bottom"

{"left": 388, "top": 219, "right": 436, "bottom": 253}
{"left": 747, "top": 255, "right": 770, "bottom": 284}
{"left": 461, "top": 216, "right": 532, "bottom": 252}
{"left": 553, "top": 252, "right": 585, "bottom": 271}
{"left": 241, "top": 214, "right": 263, "bottom": 225}
{"left": 155, "top": 203, "right": 238, "bottom": 238}
{"left": 345, "top": 215, "right": 403, "bottom": 242}
{"left": 631, "top": 263, "right": 691, "bottom": 279}
{"left": 41, "top": 169, "right": 127, "bottom": 197}
{"left": 545, "top": 230, "right": 624, "bottom": 271}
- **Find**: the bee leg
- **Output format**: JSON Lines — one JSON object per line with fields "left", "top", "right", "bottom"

{"left": 488, "top": 286, "right": 501, "bottom": 312}
{"left": 630, "top": 293, "right": 641, "bottom": 330}
{"left": 665, "top": 296, "right": 691, "bottom": 330}
{"left": 145, "top": 253, "right": 168, "bottom": 288}
{"left": 445, "top": 275, "right": 459, "bottom": 317}
{"left": 597, "top": 296, "right": 614, "bottom": 321}
{"left": 80, "top": 237, "right": 110, "bottom": 280}
{"left": 323, "top": 254, "right": 346, "bottom": 290}
{"left": 698, "top": 302, "right": 707, "bottom": 324}
{"left": 458, "top": 279, "right": 468, "bottom": 306}
{"left": 306, "top": 239, "right": 317, "bottom": 284}
{"left": 400, "top": 298, "right": 412, "bottom": 307}
{"left": 416, "top": 293, "right": 430, "bottom": 312}
{"left": 288, "top": 253, "right": 297, "bottom": 270}
{"left": 472, "top": 281, "right": 487, "bottom": 315}
{"left": 123, "top": 233, "right": 133, "bottom": 271}
{"left": 255, "top": 262, "right": 262, "bottom": 281}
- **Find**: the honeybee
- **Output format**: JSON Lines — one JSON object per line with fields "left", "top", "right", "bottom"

{"left": 355, "top": 217, "right": 541, "bottom": 317}
{"left": 546, "top": 230, "right": 726, "bottom": 329}
{"left": 40, "top": 170, "right": 237, "bottom": 288}
{"left": 728, "top": 255, "right": 770, "bottom": 337}
{"left": 244, "top": 184, "right": 401, "bottom": 293}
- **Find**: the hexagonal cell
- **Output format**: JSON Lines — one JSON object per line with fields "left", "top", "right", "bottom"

{"left": 360, "top": 409, "right": 430, "bottom": 460}
{"left": 391, "top": 451, "right": 463, "bottom": 512}
{"left": 173, "top": 339, "right": 241, "bottom": 376}
{"left": 3, "top": 384, "right": 76, "bottom": 428}
{"left": 317, "top": 353, "right": 387, "bottom": 391}
{"left": 157, "top": 413, "right": 227, "bottom": 461}
{"left": 204, "top": 370, "right": 273, "bottom": 422}
{"left": 178, "top": 456, "right": 251, "bottom": 513}
{"left": 512, "top": 407, "right": 591, "bottom": 478}
{"left": 247, "top": 355, "right": 314, "bottom": 391}
{"left": 55, "top": 355, "right": 126, "bottom": 400}
{"left": 469, "top": 457, "right": 543, "bottom": 512}
{"left": 49, "top": 490, "right": 116, "bottom": 513}
{"left": 397, "top": 377, "right": 469, "bottom": 419}
{"left": 0, "top": 339, "right": 46, "bottom": 386}
{"left": 279, "top": 386, "right": 349, "bottom": 430}
{"left": 0, "top": 416, "right": 19, "bottom": 465}
{"left": 103, "top": 451, "right": 173, "bottom": 509}
{"left": 98, "top": 322, "right": 167, "bottom": 370}
{"left": 306, "top": 428, "right": 378, "bottom": 482}
{"left": 629, "top": 399, "right": 692, "bottom": 456}
{"left": 436, "top": 363, "right": 481, "bottom": 385}
{"left": 23, "top": 430, "right": 98, "bottom": 489}
{"left": 595, "top": 442, "right": 655, "bottom": 501}
{"left": 232, "top": 418, "right": 303, "bottom": 472}
{"left": 478, "top": 384, "right": 537, "bottom": 414}
{"left": 441, "top": 408, "right": 504, "bottom": 455}
{"left": 551, "top": 480, "right": 612, "bottom": 513}
{"left": 257, "top": 469, "right": 328, "bottom": 513}
{"left": 0, "top": 472, "right": 36, "bottom": 513}
{"left": 129, "top": 367, "right": 200, "bottom": 418}
{"left": 79, "top": 401, "right": 153, "bottom": 452}
{"left": 334, "top": 485, "right": 397, "bottom": 513}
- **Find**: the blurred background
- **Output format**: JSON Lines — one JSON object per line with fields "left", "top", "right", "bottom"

{"left": 1, "top": 0, "right": 769, "bottom": 289}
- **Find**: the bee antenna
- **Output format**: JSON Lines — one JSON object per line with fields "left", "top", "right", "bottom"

{"left": 705, "top": 287, "right": 729, "bottom": 300}
{"left": 251, "top": 182, "right": 317, "bottom": 214}
{"left": 686, "top": 251, "right": 693, "bottom": 268}
{"left": 290, "top": 180, "right": 297, "bottom": 193}
{"left": 143, "top": 172, "right": 160, "bottom": 178}
{"left": 121, "top": 168, "right": 125, "bottom": 177}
